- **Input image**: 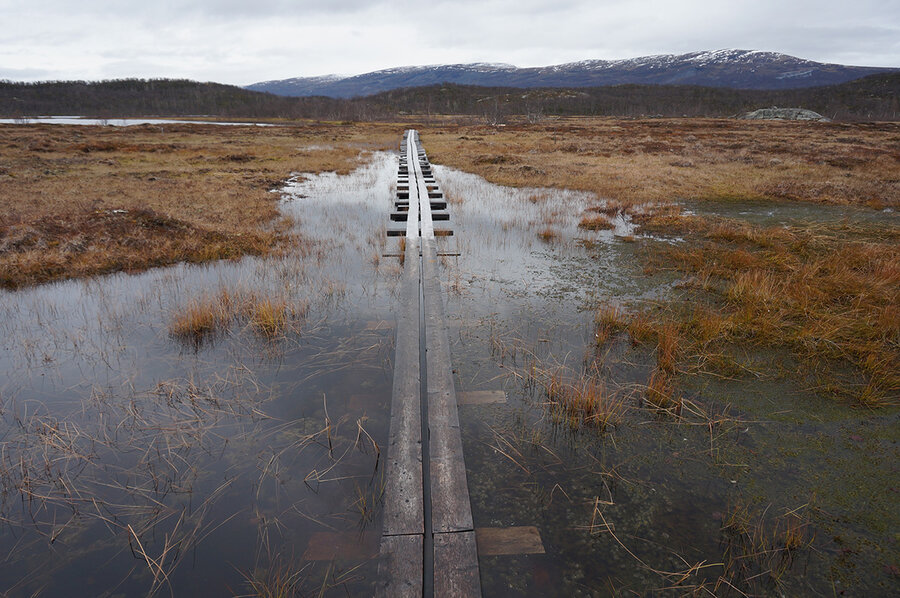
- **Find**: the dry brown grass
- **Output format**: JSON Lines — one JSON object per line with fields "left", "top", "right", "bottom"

{"left": 578, "top": 213, "right": 615, "bottom": 230}
{"left": 420, "top": 117, "right": 900, "bottom": 208}
{"left": 537, "top": 227, "right": 560, "bottom": 242}
{"left": 169, "top": 287, "right": 309, "bottom": 345}
{"left": 0, "top": 121, "right": 400, "bottom": 287}
{"left": 598, "top": 212, "right": 900, "bottom": 405}
{"left": 545, "top": 370, "right": 624, "bottom": 430}
{"left": 645, "top": 368, "right": 681, "bottom": 414}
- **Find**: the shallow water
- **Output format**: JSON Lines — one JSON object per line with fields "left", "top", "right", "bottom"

{"left": 0, "top": 153, "right": 398, "bottom": 596}
{"left": 0, "top": 149, "right": 896, "bottom": 596}
{"left": 681, "top": 196, "right": 900, "bottom": 228}
{"left": 431, "top": 162, "right": 898, "bottom": 596}
{"left": 0, "top": 116, "right": 276, "bottom": 126}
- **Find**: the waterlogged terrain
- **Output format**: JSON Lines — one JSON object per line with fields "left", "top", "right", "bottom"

{"left": 0, "top": 148, "right": 896, "bottom": 596}
{"left": 432, "top": 168, "right": 899, "bottom": 596}
{"left": 0, "top": 152, "right": 399, "bottom": 596}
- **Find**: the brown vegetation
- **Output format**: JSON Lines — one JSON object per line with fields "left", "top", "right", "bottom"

{"left": 593, "top": 211, "right": 899, "bottom": 405}
{"left": 545, "top": 370, "right": 624, "bottom": 429}
{"left": 0, "top": 122, "right": 399, "bottom": 287}
{"left": 421, "top": 117, "right": 900, "bottom": 208}
{"left": 421, "top": 117, "right": 898, "bottom": 405}
{"left": 719, "top": 502, "right": 815, "bottom": 594}
{"left": 168, "top": 287, "right": 308, "bottom": 345}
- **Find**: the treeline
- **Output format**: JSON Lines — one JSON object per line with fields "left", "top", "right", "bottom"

{"left": 372, "top": 74, "right": 900, "bottom": 121}
{"left": 1, "top": 74, "right": 898, "bottom": 122}
{"left": 0, "top": 79, "right": 351, "bottom": 120}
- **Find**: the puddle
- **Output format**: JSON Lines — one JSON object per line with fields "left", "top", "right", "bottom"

{"left": 681, "top": 197, "right": 900, "bottom": 228}
{"left": 0, "top": 151, "right": 896, "bottom": 596}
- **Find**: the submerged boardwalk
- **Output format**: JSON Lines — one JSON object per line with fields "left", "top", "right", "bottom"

{"left": 379, "top": 131, "right": 481, "bottom": 597}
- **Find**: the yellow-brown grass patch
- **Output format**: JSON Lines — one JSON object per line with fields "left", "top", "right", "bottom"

{"left": 0, "top": 122, "right": 400, "bottom": 287}
{"left": 420, "top": 118, "right": 899, "bottom": 208}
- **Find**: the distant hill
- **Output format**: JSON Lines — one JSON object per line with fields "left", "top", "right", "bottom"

{"left": 246, "top": 50, "right": 898, "bottom": 98}
{"left": 1, "top": 73, "right": 897, "bottom": 122}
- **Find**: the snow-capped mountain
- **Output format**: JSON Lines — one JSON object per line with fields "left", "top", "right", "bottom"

{"left": 245, "top": 50, "right": 896, "bottom": 97}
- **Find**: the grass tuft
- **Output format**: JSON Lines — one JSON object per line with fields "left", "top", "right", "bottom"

{"left": 169, "top": 288, "right": 306, "bottom": 347}
{"left": 250, "top": 299, "right": 289, "bottom": 338}
{"left": 578, "top": 214, "right": 615, "bottom": 231}
{"left": 545, "top": 371, "right": 624, "bottom": 430}
{"left": 169, "top": 296, "right": 226, "bottom": 344}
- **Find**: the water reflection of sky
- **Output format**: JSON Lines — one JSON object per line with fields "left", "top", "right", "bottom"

{"left": 0, "top": 116, "right": 277, "bottom": 126}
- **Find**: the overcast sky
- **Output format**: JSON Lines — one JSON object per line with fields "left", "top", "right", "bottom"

{"left": 2, "top": 0, "right": 898, "bottom": 85}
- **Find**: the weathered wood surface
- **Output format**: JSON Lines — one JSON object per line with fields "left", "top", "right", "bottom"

{"left": 377, "top": 534, "right": 423, "bottom": 598}
{"left": 422, "top": 241, "right": 473, "bottom": 533}
{"left": 380, "top": 130, "right": 481, "bottom": 596}
{"left": 381, "top": 132, "right": 423, "bottom": 537}
{"left": 434, "top": 531, "right": 482, "bottom": 596}
{"left": 475, "top": 526, "right": 546, "bottom": 556}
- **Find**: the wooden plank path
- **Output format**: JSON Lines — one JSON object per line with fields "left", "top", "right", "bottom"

{"left": 378, "top": 131, "right": 482, "bottom": 597}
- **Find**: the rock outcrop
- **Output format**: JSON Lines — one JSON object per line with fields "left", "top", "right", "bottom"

{"left": 740, "top": 107, "right": 830, "bottom": 121}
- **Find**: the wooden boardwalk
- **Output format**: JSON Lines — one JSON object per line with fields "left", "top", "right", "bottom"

{"left": 379, "top": 131, "right": 481, "bottom": 597}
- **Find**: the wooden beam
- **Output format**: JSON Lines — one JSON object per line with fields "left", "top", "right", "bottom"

{"left": 434, "top": 531, "right": 482, "bottom": 596}
{"left": 377, "top": 534, "right": 423, "bottom": 598}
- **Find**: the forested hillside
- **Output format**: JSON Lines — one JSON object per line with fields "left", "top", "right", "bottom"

{"left": 371, "top": 74, "right": 900, "bottom": 121}
{"left": 1, "top": 74, "right": 897, "bottom": 121}
{"left": 0, "top": 79, "right": 343, "bottom": 119}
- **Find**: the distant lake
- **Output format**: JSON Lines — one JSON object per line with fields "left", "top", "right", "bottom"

{"left": 0, "top": 116, "right": 277, "bottom": 126}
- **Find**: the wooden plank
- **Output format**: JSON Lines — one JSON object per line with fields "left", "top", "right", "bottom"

{"left": 303, "top": 531, "right": 377, "bottom": 561}
{"left": 382, "top": 131, "right": 482, "bottom": 595}
{"left": 457, "top": 390, "right": 507, "bottom": 406}
{"left": 415, "top": 131, "right": 476, "bottom": 539}
{"left": 475, "top": 527, "right": 545, "bottom": 556}
{"left": 405, "top": 134, "right": 420, "bottom": 241}
{"left": 381, "top": 230, "right": 423, "bottom": 536}
{"left": 434, "top": 532, "right": 482, "bottom": 596}
{"left": 377, "top": 534, "right": 423, "bottom": 598}
{"left": 414, "top": 144, "right": 434, "bottom": 240}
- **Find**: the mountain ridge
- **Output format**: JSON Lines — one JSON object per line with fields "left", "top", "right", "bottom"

{"left": 246, "top": 50, "right": 898, "bottom": 98}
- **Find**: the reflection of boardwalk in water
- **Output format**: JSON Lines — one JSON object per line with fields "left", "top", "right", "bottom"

{"left": 379, "top": 131, "right": 481, "bottom": 596}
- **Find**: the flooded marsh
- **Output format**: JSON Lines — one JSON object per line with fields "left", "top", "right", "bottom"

{"left": 0, "top": 152, "right": 402, "bottom": 596}
{"left": 0, "top": 124, "right": 897, "bottom": 596}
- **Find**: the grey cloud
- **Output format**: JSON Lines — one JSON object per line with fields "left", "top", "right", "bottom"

{"left": 0, "top": 0, "right": 896, "bottom": 84}
{"left": 0, "top": 67, "right": 55, "bottom": 80}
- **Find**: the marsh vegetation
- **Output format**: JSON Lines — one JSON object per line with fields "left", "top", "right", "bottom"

{"left": 0, "top": 122, "right": 398, "bottom": 287}
{"left": 0, "top": 117, "right": 896, "bottom": 596}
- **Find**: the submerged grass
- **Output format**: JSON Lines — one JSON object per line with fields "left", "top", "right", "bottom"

{"left": 718, "top": 502, "right": 815, "bottom": 595}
